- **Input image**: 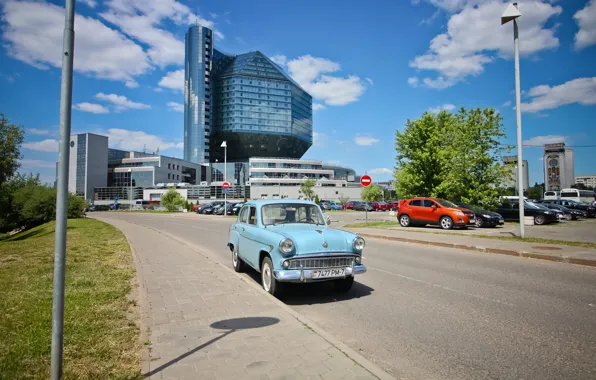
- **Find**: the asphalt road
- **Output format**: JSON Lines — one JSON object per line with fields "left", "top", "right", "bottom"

{"left": 96, "top": 212, "right": 596, "bottom": 380}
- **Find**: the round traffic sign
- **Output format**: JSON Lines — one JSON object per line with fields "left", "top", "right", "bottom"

{"left": 222, "top": 181, "right": 230, "bottom": 189}
{"left": 360, "top": 175, "right": 372, "bottom": 187}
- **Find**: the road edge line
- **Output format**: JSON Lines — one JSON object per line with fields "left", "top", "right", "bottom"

{"left": 355, "top": 232, "right": 596, "bottom": 268}
{"left": 96, "top": 216, "right": 397, "bottom": 380}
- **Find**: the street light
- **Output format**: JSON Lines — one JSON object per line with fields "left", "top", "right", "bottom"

{"left": 502, "top": 2, "right": 525, "bottom": 238}
{"left": 128, "top": 168, "right": 132, "bottom": 211}
{"left": 221, "top": 141, "right": 227, "bottom": 216}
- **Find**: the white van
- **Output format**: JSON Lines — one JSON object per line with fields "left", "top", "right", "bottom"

{"left": 543, "top": 191, "right": 559, "bottom": 200}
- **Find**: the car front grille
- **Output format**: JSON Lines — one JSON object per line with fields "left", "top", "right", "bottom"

{"left": 288, "top": 257, "right": 354, "bottom": 270}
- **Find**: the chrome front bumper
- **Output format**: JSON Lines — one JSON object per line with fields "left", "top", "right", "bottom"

{"left": 273, "top": 264, "right": 367, "bottom": 283}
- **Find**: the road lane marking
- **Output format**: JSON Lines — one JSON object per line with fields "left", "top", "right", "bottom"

{"left": 370, "top": 267, "right": 514, "bottom": 307}
{"left": 589, "top": 304, "right": 595, "bottom": 308}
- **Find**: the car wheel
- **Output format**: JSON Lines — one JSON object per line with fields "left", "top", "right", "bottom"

{"left": 261, "top": 257, "right": 282, "bottom": 297}
{"left": 334, "top": 277, "right": 354, "bottom": 293}
{"left": 232, "top": 246, "right": 245, "bottom": 273}
{"left": 440, "top": 216, "right": 454, "bottom": 230}
{"left": 399, "top": 215, "right": 411, "bottom": 227}
{"left": 475, "top": 217, "right": 484, "bottom": 228}
{"left": 534, "top": 215, "right": 546, "bottom": 225}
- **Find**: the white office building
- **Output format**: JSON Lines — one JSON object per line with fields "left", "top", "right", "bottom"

{"left": 544, "top": 143, "right": 575, "bottom": 191}
{"left": 575, "top": 175, "right": 596, "bottom": 188}
{"left": 67, "top": 133, "right": 108, "bottom": 202}
{"left": 502, "top": 156, "right": 529, "bottom": 191}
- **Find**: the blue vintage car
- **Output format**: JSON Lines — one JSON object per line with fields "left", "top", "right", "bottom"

{"left": 227, "top": 199, "right": 367, "bottom": 297}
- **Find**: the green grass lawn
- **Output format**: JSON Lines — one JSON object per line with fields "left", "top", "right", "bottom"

{"left": 0, "top": 219, "right": 141, "bottom": 379}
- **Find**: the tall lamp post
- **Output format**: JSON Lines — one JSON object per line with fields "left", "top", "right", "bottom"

{"left": 502, "top": 2, "right": 525, "bottom": 238}
{"left": 128, "top": 168, "right": 132, "bottom": 211}
{"left": 221, "top": 141, "right": 227, "bottom": 216}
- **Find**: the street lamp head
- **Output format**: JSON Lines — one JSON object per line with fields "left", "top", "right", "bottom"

{"left": 220, "top": 141, "right": 227, "bottom": 148}
{"left": 501, "top": 2, "right": 521, "bottom": 25}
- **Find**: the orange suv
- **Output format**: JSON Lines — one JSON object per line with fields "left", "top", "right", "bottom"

{"left": 397, "top": 197, "right": 474, "bottom": 229}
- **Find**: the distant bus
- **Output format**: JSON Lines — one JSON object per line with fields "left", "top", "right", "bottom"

{"left": 543, "top": 191, "right": 559, "bottom": 200}
{"left": 559, "top": 188, "right": 596, "bottom": 204}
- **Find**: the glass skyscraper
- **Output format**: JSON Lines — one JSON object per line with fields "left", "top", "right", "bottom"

{"left": 184, "top": 24, "right": 213, "bottom": 164}
{"left": 184, "top": 24, "right": 313, "bottom": 165}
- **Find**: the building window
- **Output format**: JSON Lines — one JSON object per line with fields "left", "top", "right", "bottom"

{"left": 168, "top": 163, "right": 171, "bottom": 169}
{"left": 168, "top": 173, "right": 170, "bottom": 179}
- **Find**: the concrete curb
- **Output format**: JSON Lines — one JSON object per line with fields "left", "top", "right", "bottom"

{"left": 95, "top": 216, "right": 396, "bottom": 380}
{"left": 355, "top": 232, "right": 596, "bottom": 268}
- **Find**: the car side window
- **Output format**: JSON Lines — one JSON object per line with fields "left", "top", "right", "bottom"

{"left": 238, "top": 206, "right": 248, "bottom": 223}
{"left": 422, "top": 200, "right": 436, "bottom": 208}
{"left": 248, "top": 207, "right": 257, "bottom": 225}
{"left": 410, "top": 200, "right": 422, "bottom": 207}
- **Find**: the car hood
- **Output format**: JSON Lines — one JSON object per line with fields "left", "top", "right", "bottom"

{"left": 265, "top": 224, "right": 356, "bottom": 255}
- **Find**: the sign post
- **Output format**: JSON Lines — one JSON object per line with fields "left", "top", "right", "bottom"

{"left": 222, "top": 181, "right": 230, "bottom": 216}
{"left": 360, "top": 174, "right": 372, "bottom": 225}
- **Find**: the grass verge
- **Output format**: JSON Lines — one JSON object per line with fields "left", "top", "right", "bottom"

{"left": 0, "top": 219, "right": 140, "bottom": 379}
{"left": 344, "top": 222, "right": 596, "bottom": 249}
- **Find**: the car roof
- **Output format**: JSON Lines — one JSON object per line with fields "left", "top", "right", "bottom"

{"left": 244, "top": 199, "right": 318, "bottom": 207}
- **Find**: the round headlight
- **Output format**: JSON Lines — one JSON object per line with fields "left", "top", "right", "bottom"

{"left": 354, "top": 256, "right": 361, "bottom": 264}
{"left": 279, "top": 238, "right": 294, "bottom": 254}
{"left": 353, "top": 237, "right": 365, "bottom": 251}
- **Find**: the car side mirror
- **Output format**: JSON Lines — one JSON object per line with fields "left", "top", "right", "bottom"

{"left": 326, "top": 215, "right": 332, "bottom": 225}
{"left": 431, "top": 205, "right": 437, "bottom": 210}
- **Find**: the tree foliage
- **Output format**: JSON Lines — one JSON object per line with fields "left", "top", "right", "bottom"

{"left": 361, "top": 184, "right": 383, "bottom": 202}
{"left": 338, "top": 195, "right": 349, "bottom": 206}
{"left": 160, "top": 188, "right": 185, "bottom": 212}
{"left": 0, "top": 114, "right": 24, "bottom": 188}
{"left": 395, "top": 107, "right": 509, "bottom": 210}
{"left": 299, "top": 179, "right": 316, "bottom": 200}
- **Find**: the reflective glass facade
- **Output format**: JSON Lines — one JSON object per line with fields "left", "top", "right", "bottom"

{"left": 210, "top": 162, "right": 249, "bottom": 185}
{"left": 184, "top": 25, "right": 213, "bottom": 164}
{"left": 75, "top": 134, "right": 87, "bottom": 196}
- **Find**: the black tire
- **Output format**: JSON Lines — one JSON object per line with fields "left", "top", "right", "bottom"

{"left": 334, "top": 277, "right": 354, "bottom": 293}
{"left": 399, "top": 214, "right": 411, "bottom": 227}
{"left": 534, "top": 215, "right": 546, "bottom": 225}
{"left": 232, "top": 246, "right": 245, "bottom": 273}
{"left": 261, "top": 256, "right": 282, "bottom": 298}
{"left": 475, "top": 217, "right": 484, "bottom": 228}
{"left": 440, "top": 216, "right": 454, "bottom": 230}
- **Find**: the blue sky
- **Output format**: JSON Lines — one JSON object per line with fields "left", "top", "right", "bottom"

{"left": 1, "top": 0, "right": 595, "bottom": 185}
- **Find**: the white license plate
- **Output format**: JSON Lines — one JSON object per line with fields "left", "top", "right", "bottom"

{"left": 312, "top": 268, "right": 345, "bottom": 279}
{"left": 499, "top": 219, "right": 504, "bottom": 223}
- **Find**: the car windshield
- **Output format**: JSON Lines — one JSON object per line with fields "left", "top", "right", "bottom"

{"left": 525, "top": 201, "right": 542, "bottom": 210}
{"left": 436, "top": 199, "right": 459, "bottom": 208}
{"left": 261, "top": 203, "right": 325, "bottom": 226}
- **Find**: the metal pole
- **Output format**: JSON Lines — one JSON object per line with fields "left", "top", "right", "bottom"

{"left": 130, "top": 171, "right": 132, "bottom": 211}
{"left": 51, "top": 0, "right": 76, "bottom": 378}
{"left": 224, "top": 145, "right": 227, "bottom": 216}
{"left": 514, "top": 17, "right": 525, "bottom": 238}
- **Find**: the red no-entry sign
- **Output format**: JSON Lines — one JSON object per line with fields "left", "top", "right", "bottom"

{"left": 360, "top": 175, "right": 372, "bottom": 187}
{"left": 222, "top": 181, "right": 230, "bottom": 189}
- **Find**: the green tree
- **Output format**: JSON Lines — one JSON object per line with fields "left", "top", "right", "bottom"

{"left": 361, "top": 184, "right": 383, "bottom": 202}
{"left": 314, "top": 194, "right": 320, "bottom": 204}
{"left": 338, "top": 195, "right": 349, "bottom": 206}
{"left": 243, "top": 195, "right": 248, "bottom": 203}
{"left": 68, "top": 195, "right": 88, "bottom": 218}
{"left": 160, "top": 187, "right": 185, "bottom": 212}
{"left": 526, "top": 186, "right": 542, "bottom": 200}
{"left": 0, "top": 114, "right": 24, "bottom": 188}
{"left": 299, "top": 179, "right": 316, "bottom": 200}
{"left": 572, "top": 183, "right": 589, "bottom": 190}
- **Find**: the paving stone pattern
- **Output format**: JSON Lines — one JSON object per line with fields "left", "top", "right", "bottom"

{"left": 106, "top": 219, "right": 375, "bottom": 380}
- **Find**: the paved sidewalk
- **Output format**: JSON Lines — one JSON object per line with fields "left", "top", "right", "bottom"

{"left": 346, "top": 227, "right": 596, "bottom": 267}
{"left": 99, "top": 217, "right": 387, "bottom": 380}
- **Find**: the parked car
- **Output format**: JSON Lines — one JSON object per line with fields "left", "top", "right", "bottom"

{"left": 455, "top": 202, "right": 505, "bottom": 228}
{"left": 354, "top": 202, "right": 373, "bottom": 212}
{"left": 343, "top": 201, "right": 358, "bottom": 210}
{"left": 214, "top": 203, "right": 229, "bottom": 215}
{"left": 539, "top": 203, "right": 585, "bottom": 220}
{"left": 328, "top": 201, "right": 342, "bottom": 210}
{"left": 197, "top": 201, "right": 224, "bottom": 214}
{"left": 496, "top": 201, "right": 557, "bottom": 225}
{"left": 229, "top": 202, "right": 245, "bottom": 215}
{"left": 529, "top": 202, "right": 565, "bottom": 221}
{"left": 320, "top": 201, "right": 331, "bottom": 211}
{"left": 541, "top": 199, "right": 596, "bottom": 218}
{"left": 227, "top": 200, "right": 367, "bottom": 297}
{"left": 386, "top": 201, "right": 399, "bottom": 211}
{"left": 398, "top": 198, "right": 472, "bottom": 229}
{"left": 368, "top": 202, "right": 384, "bottom": 211}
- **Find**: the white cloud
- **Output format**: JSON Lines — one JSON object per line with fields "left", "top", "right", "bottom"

{"left": 574, "top": 0, "right": 596, "bottom": 50}
{"left": 410, "top": 1, "right": 562, "bottom": 89}
{"left": 368, "top": 168, "right": 393, "bottom": 176}
{"left": 99, "top": 0, "right": 223, "bottom": 67}
{"left": 95, "top": 92, "right": 150, "bottom": 111}
{"left": 429, "top": 103, "right": 456, "bottom": 113}
{"left": 27, "top": 128, "right": 50, "bottom": 135}
{"left": 73, "top": 102, "right": 110, "bottom": 114}
{"left": 104, "top": 128, "right": 182, "bottom": 152}
{"left": 523, "top": 135, "right": 567, "bottom": 146}
{"left": 312, "top": 132, "right": 327, "bottom": 147}
{"left": 22, "top": 139, "right": 59, "bottom": 152}
{"left": 287, "top": 55, "right": 366, "bottom": 106}
{"left": 125, "top": 80, "right": 139, "bottom": 88}
{"left": 158, "top": 69, "right": 184, "bottom": 92}
{"left": 520, "top": 77, "right": 596, "bottom": 113}
{"left": 414, "top": 0, "right": 469, "bottom": 12}
{"left": 408, "top": 77, "right": 420, "bottom": 87}
{"left": 354, "top": 134, "right": 380, "bottom": 146}
{"left": 18, "top": 159, "right": 56, "bottom": 169}
{"left": 503, "top": 100, "right": 512, "bottom": 107}
{"left": 365, "top": 77, "right": 374, "bottom": 85}
{"left": 154, "top": 87, "right": 163, "bottom": 92}
{"left": 1, "top": 0, "right": 151, "bottom": 83}
{"left": 167, "top": 102, "right": 184, "bottom": 112}
{"left": 269, "top": 54, "right": 287, "bottom": 66}
{"left": 312, "top": 103, "right": 326, "bottom": 111}
{"left": 79, "top": 0, "right": 96, "bottom": 8}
